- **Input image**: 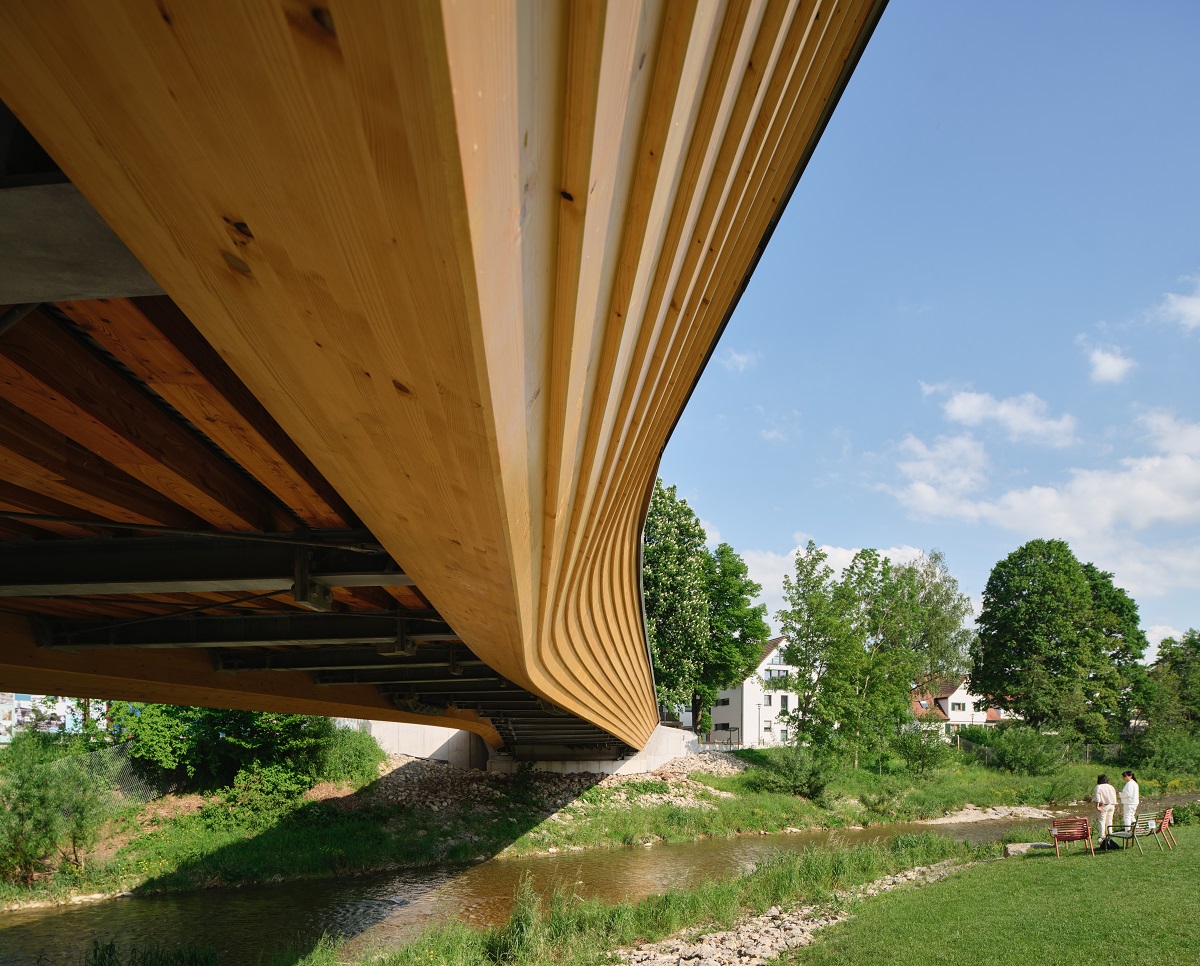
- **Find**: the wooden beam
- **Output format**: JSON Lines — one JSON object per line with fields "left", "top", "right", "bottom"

{"left": 58, "top": 296, "right": 358, "bottom": 529}
{"left": 0, "top": 397, "right": 211, "bottom": 528}
{"left": 0, "top": 307, "right": 293, "bottom": 530}
{"left": 0, "top": 612, "right": 504, "bottom": 748}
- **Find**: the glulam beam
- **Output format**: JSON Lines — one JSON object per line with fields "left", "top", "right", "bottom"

{"left": 0, "top": 0, "right": 885, "bottom": 747}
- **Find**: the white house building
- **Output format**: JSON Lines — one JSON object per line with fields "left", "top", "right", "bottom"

{"left": 910, "top": 676, "right": 1015, "bottom": 735}
{"left": 708, "top": 637, "right": 798, "bottom": 747}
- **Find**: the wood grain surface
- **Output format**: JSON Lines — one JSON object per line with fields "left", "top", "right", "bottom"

{"left": 0, "top": 0, "right": 883, "bottom": 748}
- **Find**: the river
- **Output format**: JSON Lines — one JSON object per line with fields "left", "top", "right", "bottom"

{"left": 1, "top": 802, "right": 1190, "bottom": 965}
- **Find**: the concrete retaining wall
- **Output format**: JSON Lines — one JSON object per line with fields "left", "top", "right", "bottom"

{"left": 486, "top": 725, "right": 698, "bottom": 775}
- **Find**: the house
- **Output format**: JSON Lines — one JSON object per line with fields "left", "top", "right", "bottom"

{"left": 910, "top": 676, "right": 1014, "bottom": 736}
{"left": 0, "top": 692, "right": 74, "bottom": 742}
{"left": 707, "top": 637, "right": 798, "bottom": 747}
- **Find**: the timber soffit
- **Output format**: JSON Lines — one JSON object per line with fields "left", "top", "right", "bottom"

{"left": 0, "top": 0, "right": 885, "bottom": 751}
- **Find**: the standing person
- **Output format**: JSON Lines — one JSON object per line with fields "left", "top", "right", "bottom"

{"left": 1093, "top": 774, "right": 1117, "bottom": 846}
{"left": 1119, "top": 770, "right": 1140, "bottom": 828}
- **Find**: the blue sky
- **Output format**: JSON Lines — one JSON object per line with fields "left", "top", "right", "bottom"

{"left": 661, "top": 1, "right": 1200, "bottom": 659}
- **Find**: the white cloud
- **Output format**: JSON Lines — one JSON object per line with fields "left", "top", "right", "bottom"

{"left": 755, "top": 407, "right": 802, "bottom": 443}
{"left": 1087, "top": 346, "right": 1136, "bottom": 383}
{"left": 892, "top": 433, "right": 989, "bottom": 519}
{"left": 942, "top": 391, "right": 1077, "bottom": 447}
{"left": 1160, "top": 278, "right": 1200, "bottom": 331}
{"left": 888, "top": 412, "right": 1200, "bottom": 600}
{"left": 1144, "top": 624, "right": 1183, "bottom": 664}
{"left": 744, "top": 541, "right": 924, "bottom": 633}
{"left": 1141, "top": 409, "right": 1200, "bottom": 456}
{"left": 699, "top": 518, "right": 721, "bottom": 548}
{"left": 718, "top": 348, "right": 759, "bottom": 372}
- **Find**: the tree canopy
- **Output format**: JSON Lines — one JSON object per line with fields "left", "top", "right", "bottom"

{"left": 971, "top": 538, "right": 1146, "bottom": 740}
{"left": 773, "top": 542, "right": 973, "bottom": 763}
{"left": 641, "top": 479, "right": 769, "bottom": 729}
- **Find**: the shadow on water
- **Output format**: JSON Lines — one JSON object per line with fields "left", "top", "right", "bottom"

{"left": 0, "top": 762, "right": 603, "bottom": 966}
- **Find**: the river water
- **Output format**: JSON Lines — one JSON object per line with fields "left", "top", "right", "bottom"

{"left": 2, "top": 800, "right": 1192, "bottom": 965}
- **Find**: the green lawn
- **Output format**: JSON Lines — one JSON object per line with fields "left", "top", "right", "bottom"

{"left": 786, "top": 825, "right": 1199, "bottom": 965}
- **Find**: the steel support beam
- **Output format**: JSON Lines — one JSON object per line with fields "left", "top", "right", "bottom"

{"left": 0, "top": 533, "right": 413, "bottom": 597}
{"left": 34, "top": 611, "right": 454, "bottom": 650}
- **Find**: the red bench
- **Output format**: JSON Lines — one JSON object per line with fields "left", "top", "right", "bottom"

{"left": 1048, "top": 817, "right": 1095, "bottom": 857}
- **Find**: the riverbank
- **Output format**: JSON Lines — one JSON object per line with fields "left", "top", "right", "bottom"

{"left": 3, "top": 750, "right": 1196, "bottom": 910}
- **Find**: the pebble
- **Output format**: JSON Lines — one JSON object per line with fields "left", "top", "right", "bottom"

{"left": 613, "top": 861, "right": 965, "bottom": 965}
{"left": 367, "top": 751, "right": 746, "bottom": 816}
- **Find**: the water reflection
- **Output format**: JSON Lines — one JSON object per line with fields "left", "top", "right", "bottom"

{"left": 3, "top": 796, "right": 1193, "bottom": 965}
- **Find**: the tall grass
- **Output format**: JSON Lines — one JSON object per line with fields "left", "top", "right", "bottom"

{"left": 371, "top": 833, "right": 985, "bottom": 966}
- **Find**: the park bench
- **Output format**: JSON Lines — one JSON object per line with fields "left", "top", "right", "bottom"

{"left": 1048, "top": 817, "right": 1095, "bottom": 857}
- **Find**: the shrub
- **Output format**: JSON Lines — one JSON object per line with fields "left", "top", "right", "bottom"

{"left": 989, "top": 726, "right": 1066, "bottom": 776}
{"left": 743, "top": 745, "right": 833, "bottom": 801}
{"left": 318, "top": 724, "right": 385, "bottom": 787}
{"left": 200, "top": 763, "right": 310, "bottom": 833}
{"left": 1129, "top": 728, "right": 1200, "bottom": 774}
{"left": 891, "top": 726, "right": 952, "bottom": 776}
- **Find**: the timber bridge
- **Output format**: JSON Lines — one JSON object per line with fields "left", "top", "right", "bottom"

{"left": 0, "top": 1, "right": 885, "bottom": 761}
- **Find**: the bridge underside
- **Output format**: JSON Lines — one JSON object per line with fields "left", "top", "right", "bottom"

{"left": 0, "top": 0, "right": 885, "bottom": 759}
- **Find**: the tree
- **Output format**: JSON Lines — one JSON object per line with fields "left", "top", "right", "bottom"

{"left": 1082, "top": 563, "right": 1149, "bottom": 731}
{"left": 641, "top": 479, "right": 710, "bottom": 708}
{"left": 773, "top": 544, "right": 972, "bottom": 765}
{"left": 971, "top": 539, "right": 1111, "bottom": 735}
{"left": 691, "top": 542, "right": 770, "bottom": 733}
{"left": 1152, "top": 629, "right": 1200, "bottom": 730}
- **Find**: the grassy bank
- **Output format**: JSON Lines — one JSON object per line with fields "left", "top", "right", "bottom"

{"left": 5, "top": 753, "right": 1197, "bottom": 907}
{"left": 786, "top": 824, "right": 1200, "bottom": 965}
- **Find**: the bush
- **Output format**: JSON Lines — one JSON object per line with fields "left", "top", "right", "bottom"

{"left": 0, "top": 732, "right": 117, "bottom": 881}
{"left": 318, "top": 724, "right": 385, "bottom": 787}
{"left": 990, "top": 726, "right": 1066, "bottom": 776}
{"left": 743, "top": 745, "right": 833, "bottom": 801}
{"left": 891, "top": 726, "right": 952, "bottom": 776}
{"left": 1129, "top": 728, "right": 1200, "bottom": 774}
{"left": 199, "top": 763, "right": 310, "bottom": 833}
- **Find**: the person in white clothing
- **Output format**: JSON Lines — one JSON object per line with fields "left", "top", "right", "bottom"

{"left": 1119, "top": 770, "right": 1140, "bottom": 828}
{"left": 1093, "top": 773, "right": 1117, "bottom": 843}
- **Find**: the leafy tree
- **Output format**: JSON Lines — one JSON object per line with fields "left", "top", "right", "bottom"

{"left": 641, "top": 479, "right": 710, "bottom": 708}
{"left": 1082, "top": 563, "right": 1148, "bottom": 729}
{"left": 892, "top": 714, "right": 953, "bottom": 776}
{"left": 972, "top": 540, "right": 1147, "bottom": 740}
{"left": 773, "top": 544, "right": 972, "bottom": 766}
{"left": 690, "top": 542, "right": 771, "bottom": 733}
{"left": 0, "top": 732, "right": 65, "bottom": 883}
{"left": 772, "top": 542, "right": 853, "bottom": 746}
{"left": 1153, "top": 628, "right": 1200, "bottom": 729}
{"left": 971, "top": 539, "right": 1102, "bottom": 733}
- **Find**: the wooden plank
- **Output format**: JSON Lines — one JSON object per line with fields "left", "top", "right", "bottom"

{"left": 0, "top": 397, "right": 212, "bottom": 528}
{"left": 58, "top": 296, "right": 358, "bottom": 529}
{"left": 0, "top": 307, "right": 294, "bottom": 530}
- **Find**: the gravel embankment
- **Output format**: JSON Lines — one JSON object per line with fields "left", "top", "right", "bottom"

{"left": 363, "top": 750, "right": 745, "bottom": 814}
{"left": 616, "top": 860, "right": 965, "bottom": 965}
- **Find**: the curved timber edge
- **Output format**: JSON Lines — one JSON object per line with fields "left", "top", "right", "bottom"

{"left": 0, "top": 614, "right": 505, "bottom": 749}
{"left": 0, "top": 0, "right": 886, "bottom": 750}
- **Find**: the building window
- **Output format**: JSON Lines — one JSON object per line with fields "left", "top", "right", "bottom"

{"left": 779, "top": 729, "right": 788, "bottom": 743}
{"left": 763, "top": 720, "right": 773, "bottom": 730}
{"left": 714, "top": 722, "right": 730, "bottom": 731}
{"left": 918, "top": 699, "right": 929, "bottom": 709}
{"left": 715, "top": 698, "right": 730, "bottom": 707}
{"left": 951, "top": 702, "right": 966, "bottom": 712}
{"left": 763, "top": 694, "right": 772, "bottom": 707}
{"left": 780, "top": 695, "right": 789, "bottom": 713}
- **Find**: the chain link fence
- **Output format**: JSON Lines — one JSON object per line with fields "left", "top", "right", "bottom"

{"left": 41, "top": 743, "right": 178, "bottom": 806}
